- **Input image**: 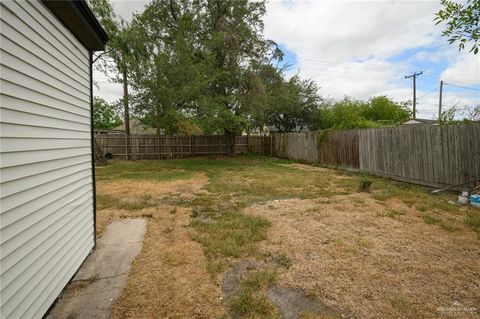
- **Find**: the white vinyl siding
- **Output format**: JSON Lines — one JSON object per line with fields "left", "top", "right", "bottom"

{"left": 0, "top": 1, "right": 95, "bottom": 318}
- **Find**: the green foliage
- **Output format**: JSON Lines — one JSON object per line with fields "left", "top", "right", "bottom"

{"left": 436, "top": 104, "right": 480, "bottom": 124}
{"left": 364, "top": 96, "right": 412, "bottom": 124}
{"left": 127, "top": 0, "right": 209, "bottom": 135}
{"left": 126, "top": 0, "right": 279, "bottom": 142}
{"left": 358, "top": 177, "right": 373, "bottom": 193}
{"left": 435, "top": 0, "right": 480, "bottom": 54}
{"left": 439, "top": 106, "right": 458, "bottom": 124}
{"left": 89, "top": 0, "right": 140, "bottom": 78}
{"left": 312, "top": 96, "right": 411, "bottom": 130}
{"left": 93, "top": 97, "right": 122, "bottom": 129}
{"left": 252, "top": 69, "right": 322, "bottom": 132}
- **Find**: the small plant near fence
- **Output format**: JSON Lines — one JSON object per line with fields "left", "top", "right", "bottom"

{"left": 358, "top": 177, "right": 373, "bottom": 192}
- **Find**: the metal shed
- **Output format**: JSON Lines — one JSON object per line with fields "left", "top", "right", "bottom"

{"left": 0, "top": 1, "right": 107, "bottom": 317}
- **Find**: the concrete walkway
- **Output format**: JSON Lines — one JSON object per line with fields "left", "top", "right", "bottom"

{"left": 47, "top": 219, "right": 147, "bottom": 319}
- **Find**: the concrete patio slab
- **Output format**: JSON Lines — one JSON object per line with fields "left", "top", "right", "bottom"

{"left": 47, "top": 218, "right": 147, "bottom": 319}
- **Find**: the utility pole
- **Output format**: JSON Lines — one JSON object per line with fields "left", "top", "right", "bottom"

{"left": 438, "top": 80, "right": 444, "bottom": 124}
{"left": 405, "top": 71, "right": 423, "bottom": 119}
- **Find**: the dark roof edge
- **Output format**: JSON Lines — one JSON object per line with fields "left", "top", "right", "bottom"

{"left": 42, "top": 0, "right": 108, "bottom": 51}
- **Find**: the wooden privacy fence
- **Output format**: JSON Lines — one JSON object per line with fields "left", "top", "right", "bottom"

{"left": 95, "top": 134, "right": 274, "bottom": 160}
{"left": 274, "top": 123, "right": 480, "bottom": 187}
{"left": 274, "top": 130, "right": 360, "bottom": 168}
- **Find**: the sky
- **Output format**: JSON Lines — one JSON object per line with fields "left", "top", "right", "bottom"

{"left": 93, "top": 0, "right": 480, "bottom": 120}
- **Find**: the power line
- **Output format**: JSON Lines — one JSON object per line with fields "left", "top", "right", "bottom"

{"left": 282, "top": 53, "right": 480, "bottom": 84}
{"left": 444, "top": 83, "right": 480, "bottom": 91}
{"left": 423, "top": 73, "right": 480, "bottom": 85}
{"left": 418, "top": 86, "right": 440, "bottom": 100}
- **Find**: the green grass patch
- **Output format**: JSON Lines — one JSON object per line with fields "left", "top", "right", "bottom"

{"left": 416, "top": 205, "right": 428, "bottom": 212}
{"left": 116, "top": 170, "right": 194, "bottom": 181}
{"left": 422, "top": 214, "right": 442, "bottom": 225}
{"left": 358, "top": 177, "right": 373, "bottom": 192}
{"left": 422, "top": 214, "right": 459, "bottom": 232}
{"left": 439, "top": 222, "right": 459, "bottom": 232}
{"left": 191, "top": 212, "right": 271, "bottom": 276}
{"left": 465, "top": 211, "right": 480, "bottom": 234}
{"left": 266, "top": 252, "right": 292, "bottom": 269}
{"left": 96, "top": 193, "right": 157, "bottom": 211}
{"left": 229, "top": 270, "right": 278, "bottom": 318}
{"left": 378, "top": 209, "right": 405, "bottom": 219}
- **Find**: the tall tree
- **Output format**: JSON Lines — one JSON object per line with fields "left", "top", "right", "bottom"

{"left": 435, "top": 0, "right": 480, "bottom": 54}
{"left": 129, "top": 0, "right": 207, "bottom": 136}
{"left": 252, "top": 68, "right": 321, "bottom": 132}
{"left": 200, "top": 0, "right": 277, "bottom": 155}
{"left": 89, "top": 0, "right": 141, "bottom": 136}
{"left": 130, "top": 0, "right": 278, "bottom": 154}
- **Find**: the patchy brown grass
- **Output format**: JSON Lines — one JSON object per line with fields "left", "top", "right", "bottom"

{"left": 96, "top": 157, "right": 480, "bottom": 319}
{"left": 96, "top": 174, "right": 224, "bottom": 318}
{"left": 112, "top": 205, "right": 224, "bottom": 319}
{"left": 95, "top": 174, "right": 208, "bottom": 235}
{"left": 245, "top": 194, "right": 480, "bottom": 319}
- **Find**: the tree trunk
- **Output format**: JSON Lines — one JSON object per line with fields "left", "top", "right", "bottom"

{"left": 123, "top": 69, "right": 130, "bottom": 136}
{"left": 123, "top": 69, "right": 130, "bottom": 160}
{"left": 224, "top": 129, "right": 235, "bottom": 157}
{"left": 93, "top": 138, "right": 107, "bottom": 166}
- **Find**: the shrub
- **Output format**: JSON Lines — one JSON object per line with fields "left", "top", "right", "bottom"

{"left": 358, "top": 177, "right": 373, "bottom": 192}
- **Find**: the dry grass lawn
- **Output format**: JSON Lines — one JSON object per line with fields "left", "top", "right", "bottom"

{"left": 95, "top": 156, "right": 480, "bottom": 319}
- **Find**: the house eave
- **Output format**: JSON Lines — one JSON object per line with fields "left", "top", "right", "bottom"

{"left": 42, "top": 0, "right": 108, "bottom": 51}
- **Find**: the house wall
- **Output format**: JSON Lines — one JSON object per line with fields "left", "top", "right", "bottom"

{"left": 0, "top": 1, "right": 95, "bottom": 318}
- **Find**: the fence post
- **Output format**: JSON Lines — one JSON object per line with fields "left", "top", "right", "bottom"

{"left": 261, "top": 135, "right": 265, "bottom": 155}
{"left": 191, "top": 136, "right": 195, "bottom": 157}
{"left": 157, "top": 130, "right": 160, "bottom": 160}
{"left": 125, "top": 134, "right": 129, "bottom": 160}
{"left": 270, "top": 135, "right": 273, "bottom": 156}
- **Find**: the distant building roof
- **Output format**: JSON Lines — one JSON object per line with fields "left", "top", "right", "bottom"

{"left": 113, "top": 119, "right": 157, "bottom": 134}
{"left": 402, "top": 118, "right": 438, "bottom": 125}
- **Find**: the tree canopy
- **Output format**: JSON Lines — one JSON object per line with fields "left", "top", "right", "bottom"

{"left": 93, "top": 97, "right": 122, "bottom": 129}
{"left": 435, "top": 0, "right": 480, "bottom": 54}
{"left": 312, "top": 96, "right": 412, "bottom": 130}
{"left": 90, "top": 0, "right": 419, "bottom": 146}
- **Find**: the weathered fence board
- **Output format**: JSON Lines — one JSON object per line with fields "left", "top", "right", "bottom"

{"left": 275, "top": 129, "right": 360, "bottom": 169}
{"left": 95, "top": 134, "right": 273, "bottom": 160}
{"left": 274, "top": 123, "right": 480, "bottom": 187}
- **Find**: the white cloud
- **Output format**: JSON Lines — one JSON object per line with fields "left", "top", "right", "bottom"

{"left": 93, "top": 76, "right": 123, "bottom": 103}
{"left": 440, "top": 52, "right": 480, "bottom": 85}
{"left": 112, "top": 0, "right": 148, "bottom": 21}
{"left": 264, "top": 0, "right": 441, "bottom": 61}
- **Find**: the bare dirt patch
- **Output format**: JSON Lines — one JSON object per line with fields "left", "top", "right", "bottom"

{"left": 245, "top": 194, "right": 480, "bottom": 319}
{"left": 267, "top": 285, "right": 342, "bottom": 319}
{"left": 222, "top": 259, "right": 263, "bottom": 301}
{"left": 280, "top": 163, "right": 332, "bottom": 173}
